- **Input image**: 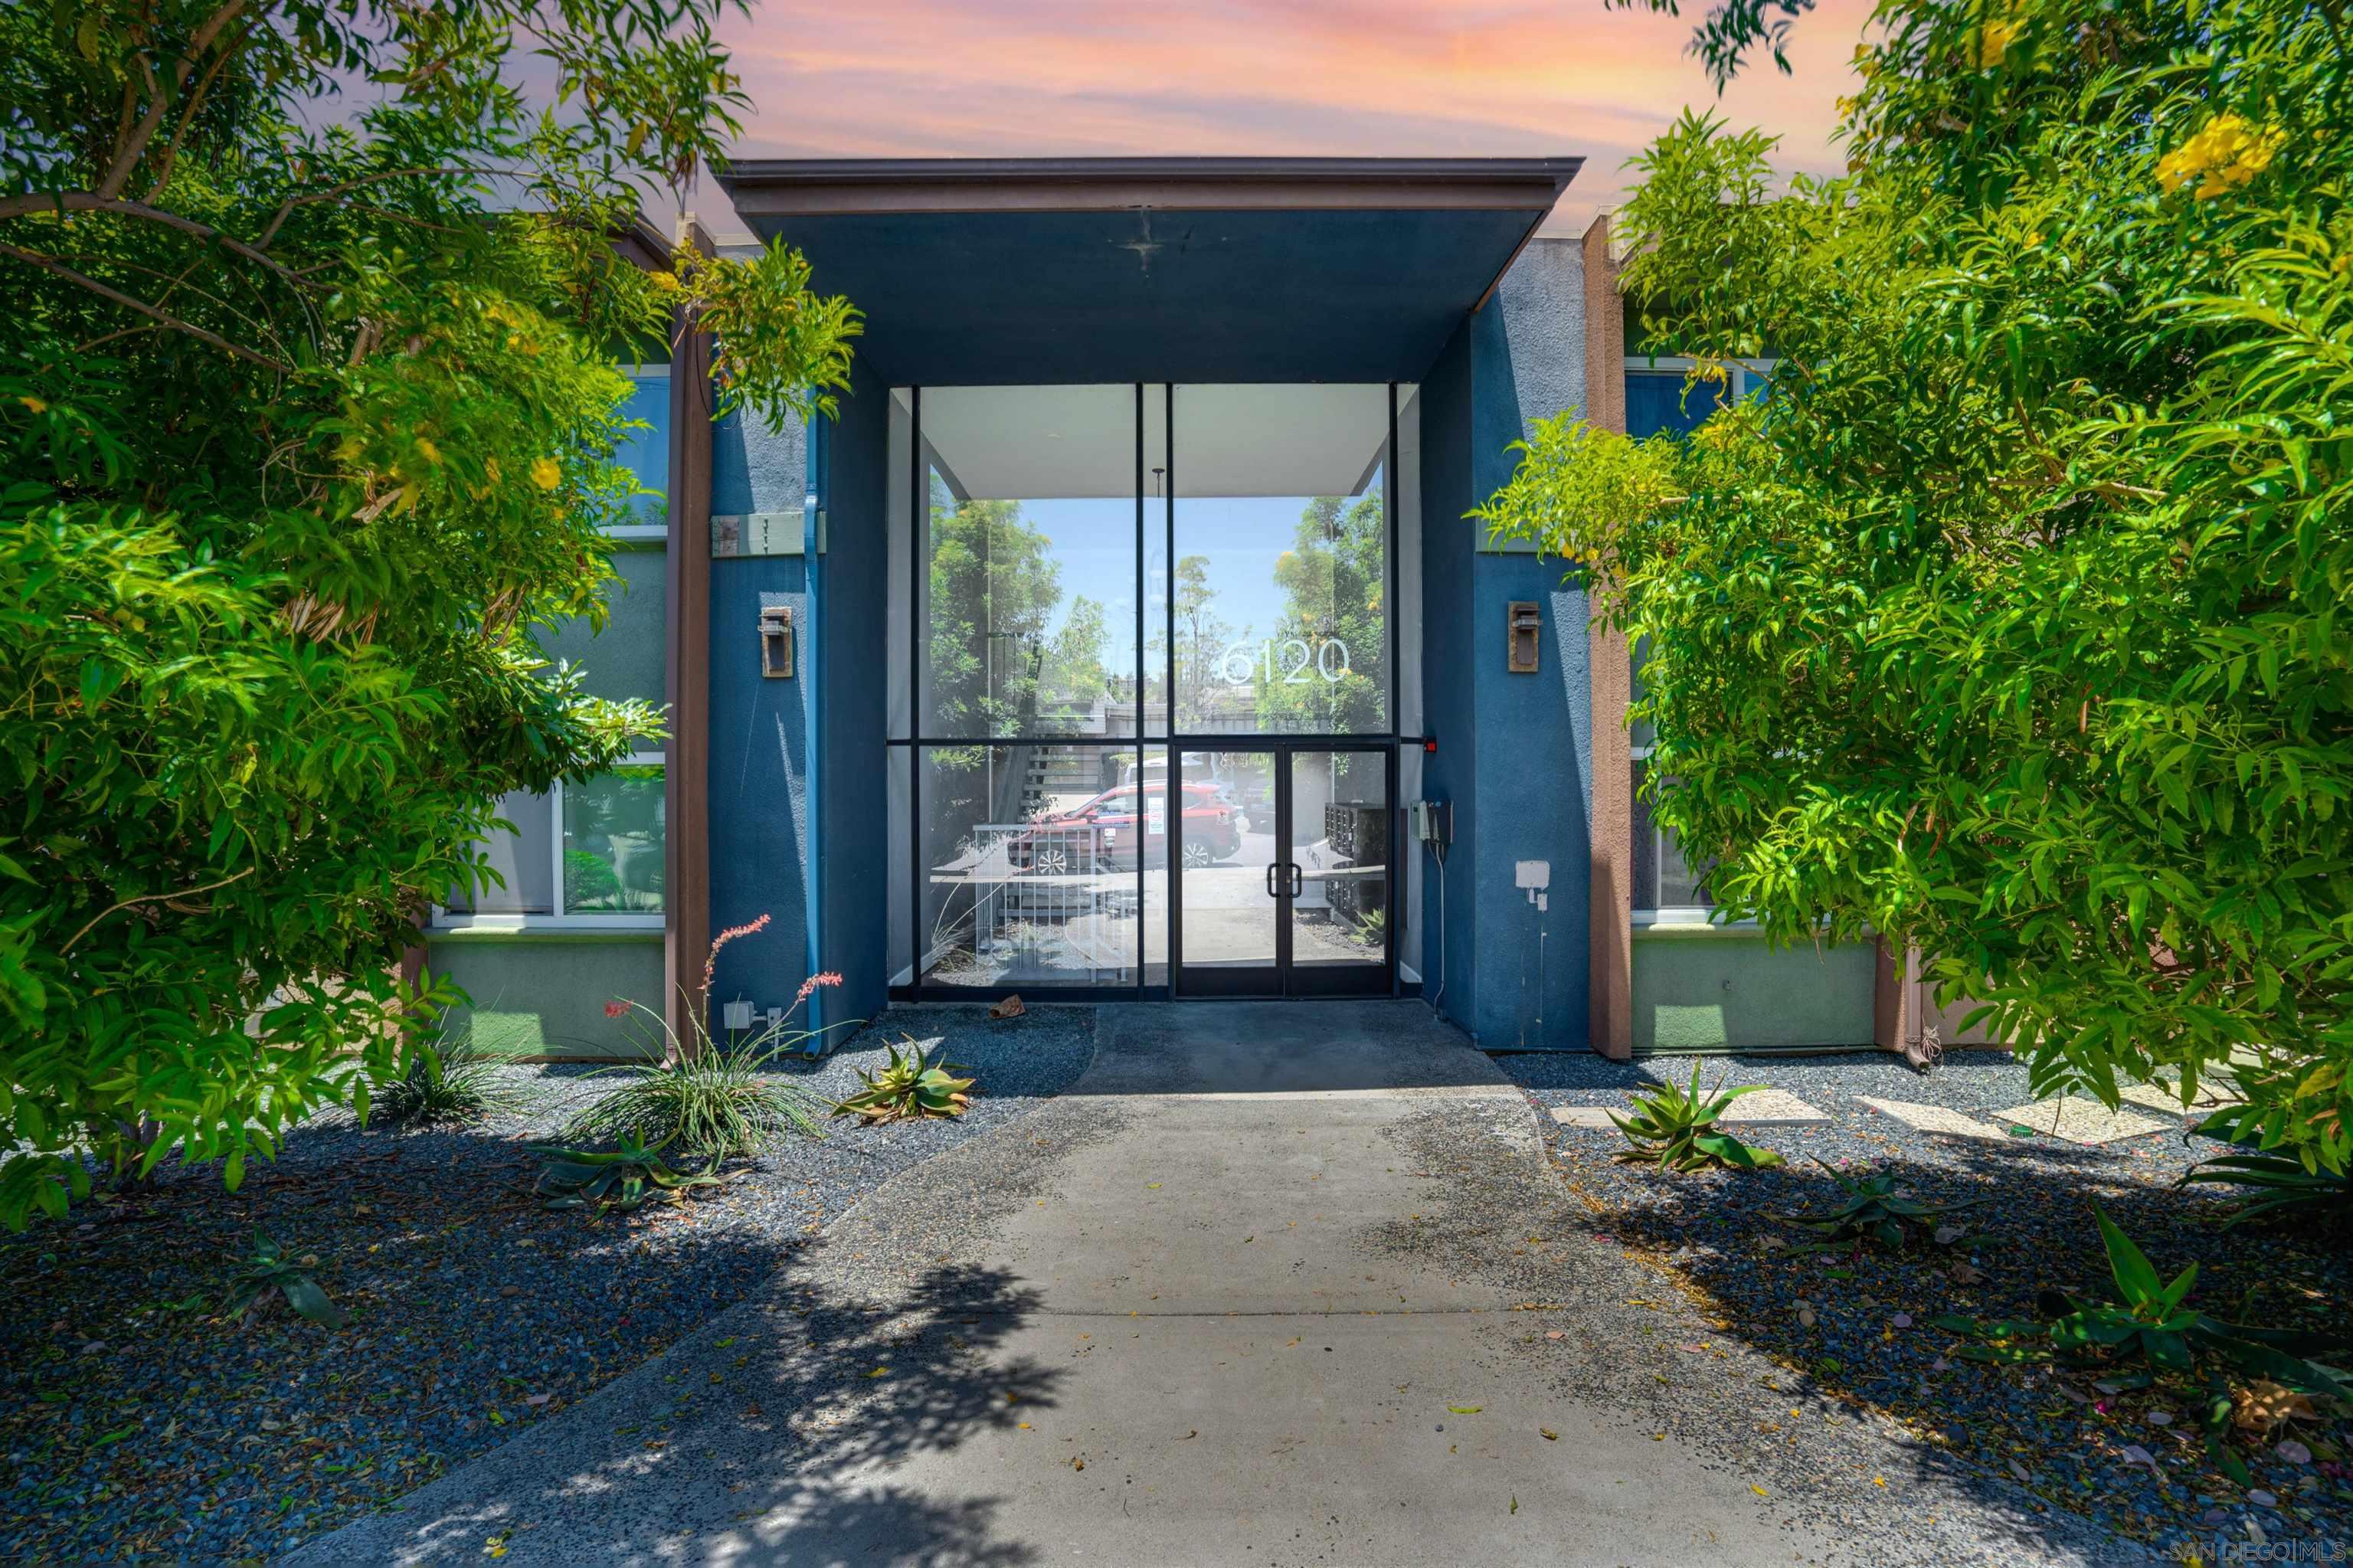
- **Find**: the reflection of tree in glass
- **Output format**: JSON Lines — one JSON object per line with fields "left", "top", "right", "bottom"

{"left": 1257, "top": 491, "right": 1385, "bottom": 734}
{"left": 927, "top": 479, "right": 1062, "bottom": 745}
{"left": 1171, "top": 554, "right": 1239, "bottom": 732}
{"left": 563, "top": 765, "right": 665, "bottom": 912}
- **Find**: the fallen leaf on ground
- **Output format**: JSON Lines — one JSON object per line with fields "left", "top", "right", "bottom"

{"left": 1540, "top": 1428, "right": 1558, "bottom": 1441}
{"left": 1448, "top": 1405, "right": 1483, "bottom": 1415}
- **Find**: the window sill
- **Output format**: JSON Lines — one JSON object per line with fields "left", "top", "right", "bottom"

{"left": 1631, "top": 912, "right": 1759, "bottom": 936}
{"left": 427, "top": 921, "right": 665, "bottom": 942}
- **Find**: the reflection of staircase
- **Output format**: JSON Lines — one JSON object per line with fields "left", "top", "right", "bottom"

{"left": 1019, "top": 745, "right": 1105, "bottom": 816}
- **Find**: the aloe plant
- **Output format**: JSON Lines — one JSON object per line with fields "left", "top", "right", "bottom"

{"left": 530, "top": 1131, "right": 722, "bottom": 1213}
{"left": 1608, "top": 1061, "right": 1784, "bottom": 1172}
{"left": 224, "top": 1230, "right": 349, "bottom": 1329}
{"left": 833, "top": 1036, "right": 975, "bottom": 1125}
{"left": 1777, "top": 1160, "right": 1982, "bottom": 1248}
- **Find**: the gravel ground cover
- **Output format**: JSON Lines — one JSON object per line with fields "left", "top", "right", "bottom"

{"left": 1503, "top": 1048, "right": 2353, "bottom": 1560}
{"left": 0, "top": 1003, "right": 1095, "bottom": 1566}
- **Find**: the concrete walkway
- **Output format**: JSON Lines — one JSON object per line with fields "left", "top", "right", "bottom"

{"left": 285, "top": 1003, "right": 1841, "bottom": 1566}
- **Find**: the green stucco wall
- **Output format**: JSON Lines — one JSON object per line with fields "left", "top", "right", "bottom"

{"left": 424, "top": 934, "right": 665, "bottom": 1059}
{"left": 1631, "top": 928, "right": 1877, "bottom": 1052}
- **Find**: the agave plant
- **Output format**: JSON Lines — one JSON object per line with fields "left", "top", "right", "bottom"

{"left": 530, "top": 1131, "right": 724, "bottom": 1213}
{"left": 224, "top": 1229, "right": 349, "bottom": 1329}
{"left": 1608, "top": 1061, "right": 1784, "bottom": 1172}
{"left": 2178, "top": 1116, "right": 2353, "bottom": 1230}
{"left": 1936, "top": 1208, "right": 2352, "bottom": 1398}
{"left": 1776, "top": 1159, "right": 1982, "bottom": 1248}
{"left": 833, "top": 1036, "right": 975, "bottom": 1125}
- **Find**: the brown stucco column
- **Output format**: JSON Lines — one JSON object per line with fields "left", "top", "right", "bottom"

{"left": 664, "top": 216, "right": 716, "bottom": 1053}
{"left": 1582, "top": 213, "right": 1635, "bottom": 1060}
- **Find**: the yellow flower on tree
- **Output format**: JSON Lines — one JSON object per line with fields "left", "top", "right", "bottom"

{"left": 2155, "top": 113, "right": 2286, "bottom": 200}
{"left": 531, "top": 457, "right": 561, "bottom": 491}
{"left": 18, "top": 395, "right": 47, "bottom": 414}
{"left": 1978, "top": 15, "right": 2023, "bottom": 68}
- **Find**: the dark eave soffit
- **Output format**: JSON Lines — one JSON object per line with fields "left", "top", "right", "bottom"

{"left": 715, "top": 155, "right": 1582, "bottom": 219}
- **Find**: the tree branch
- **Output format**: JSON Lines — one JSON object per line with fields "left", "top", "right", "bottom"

{"left": 0, "top": 241, "right": 293, "bottom": 374}
{"left": 61, "top": 866, "right": 255, "bottom": 955}
{"left": 0, "top": 194, "right": 303, "bottom": 286}
{"left": 94, "top": 0, "right": 251, "bottom": 201}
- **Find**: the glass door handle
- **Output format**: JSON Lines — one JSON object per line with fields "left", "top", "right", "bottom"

{"left": 1288, "top": 863, "right": 1304, "bottom": 898}
{"left": 1265, "top": 863, "right": 1281, "bottom": 899}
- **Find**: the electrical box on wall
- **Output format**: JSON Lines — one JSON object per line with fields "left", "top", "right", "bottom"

{"left": 1409, "top": 799, "right": 1451, "bottom": 849}
{"left": 1507, "top": 601, "right": 1542, "bottom": 673}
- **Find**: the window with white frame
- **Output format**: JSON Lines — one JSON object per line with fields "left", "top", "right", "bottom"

{"left": 1628, "top": 640, "right": 1730, "bottom": 925}
{"left": 434, "top": 362, "right": 671, "bottom": 931}
{"left": 440, "top": 759, "right": 667, "bottom": 928}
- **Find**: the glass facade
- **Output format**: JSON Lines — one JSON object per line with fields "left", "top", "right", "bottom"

{"left": 891, "top": 384, "right": 1407, "bottom": 994}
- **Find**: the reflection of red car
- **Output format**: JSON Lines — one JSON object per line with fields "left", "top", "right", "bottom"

{"left": 1008, "top": 782, "right": 1243, "bottom": 873}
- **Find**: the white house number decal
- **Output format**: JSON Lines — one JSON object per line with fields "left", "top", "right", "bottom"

{"left": 1219, "top": 637, "right": 1352, "bottom": 686}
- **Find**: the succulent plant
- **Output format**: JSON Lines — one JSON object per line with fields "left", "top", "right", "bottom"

{"left": 1609, "top": 1060, "right": 1784, "bottom": 1172}
{"left": 832, "top": 1036, "right": 975, "bottom": 1125}
{"left": 224, "top": 1229, "right": 349, "bottom": 1329}
{"left": 1776, "top": 1159, "right": 1982, "bottom": 1248}
{"left": 2178, "top": 1116, "right": 2353, "bottom": 1230}
{"left": 530, "top": 1131, "right": 722, "bottom": 1212}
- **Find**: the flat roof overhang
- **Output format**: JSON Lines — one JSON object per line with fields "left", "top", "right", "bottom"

{"left": 712, "top": 156, "right": 1581, "bottom": 386}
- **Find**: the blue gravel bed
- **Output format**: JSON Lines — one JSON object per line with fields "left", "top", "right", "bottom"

{"left": 0, "top": 1003, "right": 1095, "bottom": 1565}
{"left": 1501, "top": 1049, "right": 2353, "bottom": 1557}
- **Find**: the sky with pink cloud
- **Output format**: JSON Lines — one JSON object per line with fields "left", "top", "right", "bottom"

{"left": 704, "top": 0, "right": 1874, "bottom": 239}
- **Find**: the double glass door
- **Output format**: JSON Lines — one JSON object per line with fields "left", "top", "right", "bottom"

{"left": 1174, "top": 745, "right": 1391, "bottom": 997}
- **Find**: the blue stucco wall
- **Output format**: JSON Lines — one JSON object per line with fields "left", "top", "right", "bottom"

{"left": 706, "top": 404, "right": 813, "bottom": 1027}
{"left": 1415, "top": 235, "right": 1592, "bottom": 1049}
{"left": 815, "top": 360, "right": 893, "bottom": 1028}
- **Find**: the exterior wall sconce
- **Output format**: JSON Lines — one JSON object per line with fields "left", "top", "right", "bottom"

{"left": 759, "top": 604, "right": 795, "bottom": 679}
{"left": 1507, "top": 601, "right": 1541, "bottom": 673}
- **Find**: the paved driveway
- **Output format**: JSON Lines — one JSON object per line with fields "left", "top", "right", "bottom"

{"left": 285, "top": 1004, "right": 2090, "bottom": 1566}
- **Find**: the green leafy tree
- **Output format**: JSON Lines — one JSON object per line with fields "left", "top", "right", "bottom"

{"left": 1477, "top": 0, "right": 2353, "bottom": 1164}
{"left": 0, "top": 0, "right": 859, "bottom": 1226}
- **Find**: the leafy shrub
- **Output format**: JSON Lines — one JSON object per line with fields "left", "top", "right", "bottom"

{"left": 0, "top": 0, "right": 859, "bottom": 1232}
{"left": 1474, "top": 0, "right": 2353, "bottom": 1173}
{"left": 1608, "top": 1062, "right": 1784, "bottom": 1172}
{"left": 371, "top": 1019, "right": 525, "bottom": 1130}
{"left": 531, "top": 1132, "right": 720, "bottom": 1213}
{"left": 223, "top": 1231, "right": 347, "bottom": 1330}
{"left": 833, "top": 1036, "right": 976, "bottom": 1125}
{"left": 1777, "top": 1160, "right": 1980, "bottom": 1249}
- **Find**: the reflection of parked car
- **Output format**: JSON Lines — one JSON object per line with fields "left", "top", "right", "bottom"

{"left": 1006, "top": 782, "right": 1242, "bottom": 872}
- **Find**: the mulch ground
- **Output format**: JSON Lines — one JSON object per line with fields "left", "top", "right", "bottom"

{"left": 1506, "top": 1049, "right": 2353, "bottom": 1560}
{"left": 0, "top": 1003, "right": 1095, "bottom": 1565}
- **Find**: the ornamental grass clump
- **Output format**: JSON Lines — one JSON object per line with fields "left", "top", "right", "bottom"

{"left": 1609, "top": 1061, "right": 1784, "bottom": 1172}
{"left": 371, "top": 1016, "right": 526, "bottom": 1130}
{"left": 564, "top": 915, "right": 842, "bottom": 1160}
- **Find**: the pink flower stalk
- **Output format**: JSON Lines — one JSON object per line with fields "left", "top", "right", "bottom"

{"left": 795, "top": 971, "right": 844, "bottom": 1004}
{"left": 700, "top": 912, "right": 772, "bottom": 1000}
{"left": 604, "top": 999, "right": 630, "bottom": 1019}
